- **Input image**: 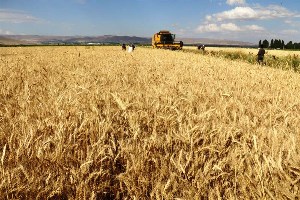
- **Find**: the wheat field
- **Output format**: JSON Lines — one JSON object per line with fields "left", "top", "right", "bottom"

{"left": 1, "top": 46, "right": 300, "bottom": 199}
{"left": 193, "top": 46, "right": 300, "bottom": 57}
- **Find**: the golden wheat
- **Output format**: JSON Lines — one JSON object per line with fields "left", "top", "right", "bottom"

{"left": 0, "top": 46, "right": 300, "bottom": 199}
{"left": 184, "top": 46, "right": 300, "bottom": 57}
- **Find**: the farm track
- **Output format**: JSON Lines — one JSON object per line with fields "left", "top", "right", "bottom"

{"left": 0, "top": 46, "right": 300, "bottom": 199}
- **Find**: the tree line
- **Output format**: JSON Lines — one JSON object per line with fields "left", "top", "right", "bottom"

{"left": 259, "top": 39, "right": 300, "bottom": 50}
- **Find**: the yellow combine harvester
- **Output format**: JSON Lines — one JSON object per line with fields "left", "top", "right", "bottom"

{"left": 152, "top": 30, "right": 183, "bottom": 50}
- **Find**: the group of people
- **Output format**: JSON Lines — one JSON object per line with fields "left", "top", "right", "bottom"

{"left": 197, "top": 44, "right": 205, "bottom": 51}
{"left": 196, "top": 44, "right": 266, "bottom": 65}
{"left": 122, "top": 42, "right": 266, "bottom": 65}
{"left": 122, "top": 43, "right": 135, "bottom": 52}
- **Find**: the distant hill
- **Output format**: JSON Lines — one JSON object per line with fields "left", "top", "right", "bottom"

{"left": 4, "top": 35, "right": 151, "bottom": 45}
{"left": 64, "top": 35, "right": 151, "bottom": 44}
{"left": 0, "top": 36, "right": 28, "bottom": 45}
{"left": 178, "top": 38, "right": 255, "bottom": 47}
{"left": 0, "top": 35, "right": 255, "bottom": 47}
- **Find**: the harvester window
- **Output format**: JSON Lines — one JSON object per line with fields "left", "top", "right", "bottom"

{"left": 160, "top": 34, "right": 174, "bottom": 44}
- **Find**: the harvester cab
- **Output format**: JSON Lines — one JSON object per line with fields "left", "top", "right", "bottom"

{"left": 152, "top": 30, "right": 183, "bottom": 50}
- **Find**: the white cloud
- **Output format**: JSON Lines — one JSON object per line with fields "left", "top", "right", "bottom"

{"left": 205, "top": 15, "right": 212, "bottom": 21}
{"left": 220, "top": 23, "right": 241, "bottom": 31}
{"left": 284, "top": 19, "right": 300, "bottom": 27}
{"left": 206, "top": 5, "right": 297, "bottom": 22}
{"left": 196, "top": 23, "right": 264, "bottom": 33}
{"left": 175, "top": 28, "right": 188, "bottom": 36}
{"left": 0, "top": 29, "right": 14, "bottom": 35}
{"left": 226, "top": 0, "right": 246, "bottom": 6}
{"left": 280, "top": 29, "right": 299, "bottom": 35}
{"left": 195, "top": 3, "right": 300, "bottom": 42}
{"left": 262, "top": 5, "right": 295, "bottom": 19}
{"left": 218, "top": 7, "right": 256, "bottom": 21}
{"left": 285, "top": 20, "right": 293, "bottom": 24}
{"left": 0, "top": 9, "right": 40, "bottom": 23}
{"left": 244, "top": 25, "right": 265, "bottom": 31}
{"left": 197, "top": 23, "right": 220, "bottom": 32}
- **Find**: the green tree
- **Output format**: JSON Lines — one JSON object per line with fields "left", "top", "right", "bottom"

{"left": 295, "top": 43, "right": 300, "bottom": 49}
{"left": 259, "top": 40, "right": 262, "bottom": 47}
{"left": 262, "top": 39, "right": 269, "bottom": 48}
{"left": 270, "top": 39, "right": 274, "bottom": 48}
{"left": 278, "top": 39, "right": 282, "bottom": 49}
{"left": 285, "top": 41, "right": 293, "bottom": 49}
{"left": 274, "top": 39, "right": 280, "bottom": 49}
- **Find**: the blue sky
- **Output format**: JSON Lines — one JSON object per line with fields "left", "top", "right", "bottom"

{"left": 1, "top": 0, "right": 300, "bottom": 43}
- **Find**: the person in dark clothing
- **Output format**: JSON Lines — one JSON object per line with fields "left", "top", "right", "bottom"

{"left": 257, "top": 45, "right": 266, "bottom": 65}
{"left": 197, "top": 44, "right": 205, "bottom": 51}
{"left": 122, "top": 43, "right": 126, "bottom": 51}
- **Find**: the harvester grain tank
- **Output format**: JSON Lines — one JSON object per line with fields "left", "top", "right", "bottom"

{"left": 152, "top": 30, "right": 183, "bottom": 50}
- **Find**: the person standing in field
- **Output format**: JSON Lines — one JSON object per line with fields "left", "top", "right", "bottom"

{"left": 122, "top": 43, "right": 126, "bottom": 51}
{"left": 257, "top": 44, "right": 266, "bottom": 65}
{"left": 197, "top": 44, "right": 205, "bottom": 51}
